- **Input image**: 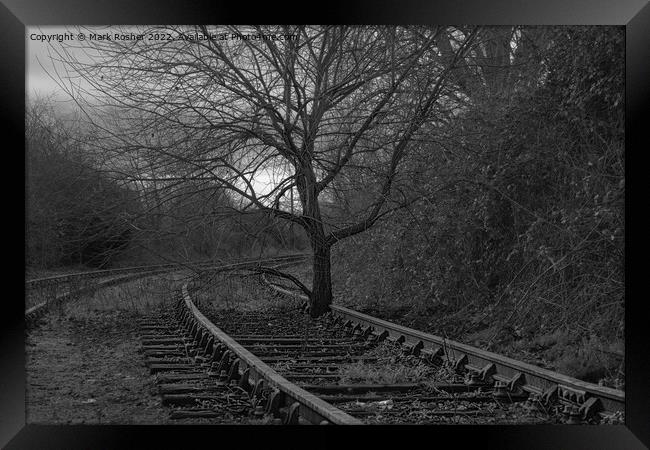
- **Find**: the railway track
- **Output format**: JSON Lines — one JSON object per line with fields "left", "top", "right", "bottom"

{"left": 32, "top": 253, "right": 623, "bottom": 425}
{"left": 258, "top": 278, "right": 625, "bottom": 424}
{"left": 25, "top": 255, "right": 306, "bottom": 290}
{"left": 138, "top": 264, "right": 623, "bottom": 425}
{"left": 198, "top": 300, "right": 554, "bottom": 424}
{"left": 25, "top": 254, "right": 308, "bottom": 323}
{"left": 137, "top": 256, "right": 357, "bottom": 424}
{"left": 137, "top": 310, "right": 257, "bottom": 423}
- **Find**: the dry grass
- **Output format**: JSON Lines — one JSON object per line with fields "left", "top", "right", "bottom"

{"left": 191, "top": 271, "right": 301, "bottom": 312}
{"left": 337, "top": 342, "right": 440, "bottom": 385}
{"left": 45, "top": 272, "right": 192, "bottom": 320}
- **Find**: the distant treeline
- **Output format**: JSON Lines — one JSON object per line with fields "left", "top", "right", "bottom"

{"left": 26, "top": 102, "right": 308, "bottom": 269}
{"left": 26, "top": 102, "right": 136, "bottom": 268}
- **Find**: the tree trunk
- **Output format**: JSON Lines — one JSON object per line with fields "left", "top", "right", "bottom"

{"left": 310, "top": 243, "right": 332, "bottom": 317}
{"left": 294, "top": 160, "right": 333, "bottom": 318}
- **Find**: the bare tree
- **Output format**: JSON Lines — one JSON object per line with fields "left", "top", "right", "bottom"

{"left": 50, "top": 25, "right": 480, "bottom": 316}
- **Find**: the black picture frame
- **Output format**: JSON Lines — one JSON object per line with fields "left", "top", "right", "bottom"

{"left": 3, "top": 1, "right": 647, "bottom": 448}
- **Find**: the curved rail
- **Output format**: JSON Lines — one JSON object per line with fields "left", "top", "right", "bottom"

{"left": 26, "top": 254, "right": 309, "bottom": 289}
{"left": 26, "top": 266, "right": 180, "bottom": 320}
{"left": 263, "top": 279, "right": 625, "bottom": 418}
{"left": 26, "top": 254, "right": 309, "bottom": 321}
{"left": 179, "top": 283, "right": 362, "bottom": 425}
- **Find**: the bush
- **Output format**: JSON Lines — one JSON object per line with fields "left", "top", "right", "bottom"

{"left": 331, "top": 27, "right": 624, "bottom": 384}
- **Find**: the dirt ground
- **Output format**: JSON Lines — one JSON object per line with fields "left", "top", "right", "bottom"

{"left": 26, "top": 311, "right": 169, "bottom": 424}
{"left": 25, "top": 274, "right": 187, "bottom": 424}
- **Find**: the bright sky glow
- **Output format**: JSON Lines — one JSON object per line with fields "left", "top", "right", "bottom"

{"left": 27, "top": 25, "right": 299, "bottom": 212}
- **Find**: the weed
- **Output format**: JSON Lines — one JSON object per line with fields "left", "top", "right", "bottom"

{"left": 337, "top": 342, "right": 438, "bottom": 384}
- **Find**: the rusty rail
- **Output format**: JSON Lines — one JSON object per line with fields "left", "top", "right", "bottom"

{"left": 26, "top": 254, "right": 309, "bottom": 321}
{"left": 179, "top": 283, "right": 362, "bottom": 425}
{"left": 26, "top": 254, "right": 308, "bottom": 290}
{"left": 263, "top": 279, "right": 625, "bottom": 418}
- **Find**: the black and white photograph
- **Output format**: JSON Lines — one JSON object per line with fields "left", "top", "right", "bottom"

{"left": 5, "top": 7, "right": 644, "bottom": 444}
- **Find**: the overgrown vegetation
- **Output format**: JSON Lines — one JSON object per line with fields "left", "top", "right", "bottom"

{"left": 190, "top": 271, "right": 303, "bottom": 312}
{"left": 331, "top": 27, "right": 624, "bottom": 387}
{"left": 26, "top": 99, "right": 138, "bottom": 268}
{"left": 338, "top": 342, "right": 440, "bottom": 385}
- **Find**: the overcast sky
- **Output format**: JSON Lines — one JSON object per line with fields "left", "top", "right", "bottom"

{"left": 27, "top": 25, "right": 124, "bottom": 106}
{"left": 27, "top": 26, "right": 70, "bottom": 100}
{"left": 26, "top": 25, "right": 280, "bottom": 197}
